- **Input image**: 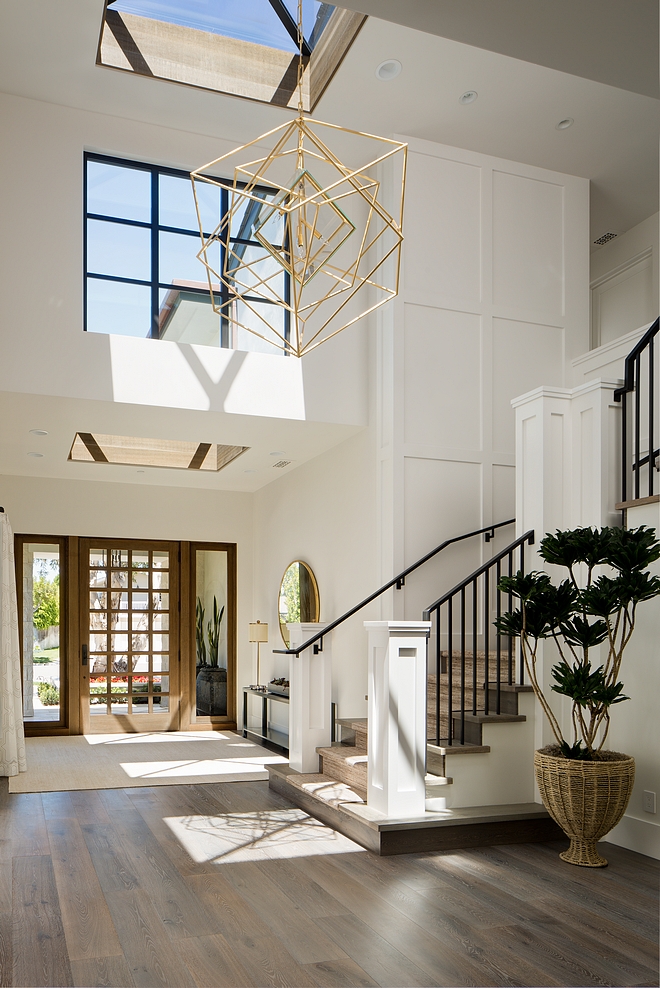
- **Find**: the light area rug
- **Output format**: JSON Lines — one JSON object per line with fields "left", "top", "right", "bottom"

{"left": 9, "top": 731, "right": 288, "bottom": 793}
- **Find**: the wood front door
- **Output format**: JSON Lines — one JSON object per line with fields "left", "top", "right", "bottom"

{"left": 80, "top": 539, "right": 179, "bottom": 732}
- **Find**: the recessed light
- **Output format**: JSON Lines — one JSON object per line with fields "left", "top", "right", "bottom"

{"left": 244, "top": 469, "right": 257, "bottom": 474}
{"left": 459, "top": 91, "right": 478, "bottom": 104}
{"left": 556, "top": 117, "right": 574, "bottom": 130}
{"left": 137, "top": 469, "right": 145, "bottom": 474}
{"left": 27, "top": 452, "right": 43, "bottom": 458}
{"left": 29, "top": 429, "right": 48, "bottom": 437}
{"left": 375, "top": 59, "right": 402, "bottom": 81}
{"left": 269, "top": 451, "right": 285, "bottom": 457}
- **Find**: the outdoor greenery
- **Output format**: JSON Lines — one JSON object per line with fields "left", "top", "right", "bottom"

{"left": 496, "top": 526, "right": 660, "bottom": 760}
{"left": 32, "top": 574, "right": 59, "bottom": 630}
{"left": 33, "top": 647, "right": 59, "bottom": 664}
{"left": 279, "top": 565, "right": 300, "bottom": 624}
{"left": 37, "top": 682, "right": 60, "bottom": 706}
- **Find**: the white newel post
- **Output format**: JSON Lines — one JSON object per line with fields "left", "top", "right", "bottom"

{"left": 512, "top": 379, "right": 620, "bottom": 752}
{"left": 287, "top": 623, "right": 332, "bottom": 774}
{"left": 364, "top": 621, "right": 430, "bottom": 817}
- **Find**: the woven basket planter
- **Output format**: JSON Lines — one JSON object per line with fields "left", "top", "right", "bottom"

{"left": 534, "top": 747, "right": 635, "bottom": 867}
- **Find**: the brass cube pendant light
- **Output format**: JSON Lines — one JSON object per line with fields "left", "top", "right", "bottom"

{"left": 191, "top": 3, "right": 406, "bottom": 358}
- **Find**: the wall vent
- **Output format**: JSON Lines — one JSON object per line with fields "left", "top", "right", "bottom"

{"left": 272, "top": 460, "right": 291, "bottom": 468}
{"left": 593, "top": 232, "right": 618, "bottom": 246}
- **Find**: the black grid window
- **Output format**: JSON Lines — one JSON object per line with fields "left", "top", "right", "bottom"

{"left": 84, "top": 152, "right": 289, "bottom": 353}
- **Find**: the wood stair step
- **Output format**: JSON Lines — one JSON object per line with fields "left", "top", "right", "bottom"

{"left": 317, "top": 743, "right": 368, "bottom": 791}
{"left": 283, "top": 772, "right": 366, "bottom": 805}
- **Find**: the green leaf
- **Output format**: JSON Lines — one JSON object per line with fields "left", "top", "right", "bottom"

{"left": 558, "top": 615, "right": 608, "bottom": 649}
{"left": 540, "top": 528, "right": 612, "bottom": 569}
{"left": 606, "top": 526, "right": 660, "bottom": 572}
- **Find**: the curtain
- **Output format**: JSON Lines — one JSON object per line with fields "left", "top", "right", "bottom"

{"left": 0, "top": 514, "right": 26, "bottom": 776}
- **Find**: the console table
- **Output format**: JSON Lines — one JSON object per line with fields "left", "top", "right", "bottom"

{"left": 242, "top": 687, "right": 289, "bottom": 754}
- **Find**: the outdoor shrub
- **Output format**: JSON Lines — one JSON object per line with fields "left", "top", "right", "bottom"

{"left": 37, "top": 682, "right": 60, "bottom": 705}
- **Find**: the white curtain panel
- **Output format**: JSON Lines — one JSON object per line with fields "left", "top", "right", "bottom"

{"left": 0, "top": 514, "right": 26, "bottom": 776}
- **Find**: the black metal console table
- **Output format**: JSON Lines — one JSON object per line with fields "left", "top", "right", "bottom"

{"left": 242, "top": 687, "right": 289, "bottom": 755}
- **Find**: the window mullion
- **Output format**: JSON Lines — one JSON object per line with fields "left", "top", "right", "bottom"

{"left": 150, "top": 168, "right": 159, "bottom": 339}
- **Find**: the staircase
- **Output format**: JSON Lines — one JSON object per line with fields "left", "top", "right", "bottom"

{"left": 269, "top": 688, "right": 560, "bottom": 855}
{"left": 268, "top": 522, "right": 562, "bottom": 853}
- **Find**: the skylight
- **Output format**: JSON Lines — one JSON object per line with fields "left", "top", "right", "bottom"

{"left": 99, "top": 0, "right": 365, "bottom": 110}
{"left": 69, "top": 433, "right": 249, "bottom": 471}
{"left": 106, "top": 0, "right": 334, "bottom": 54}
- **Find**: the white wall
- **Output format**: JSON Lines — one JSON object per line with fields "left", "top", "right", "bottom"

{"left": 607, "top": 499, "right": 660, "bottom": 859}
{"left": 0, "top": 92, "right": 367, "bottom": 430}
{"left": 590, "top": 213, "right": 659, "bottom": 349}
{"left": 252, "top": 423, "right": 379, "bottom": 723}
{"left": 381, "top": 137, "right": 590, "bottom": 629}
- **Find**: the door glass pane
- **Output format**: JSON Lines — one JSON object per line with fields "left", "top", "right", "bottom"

{"left": 22, "top": 543, "right": 62, "bottom": 724}
{"left": 195, "top": 548, "right": 228, "bottom": 717}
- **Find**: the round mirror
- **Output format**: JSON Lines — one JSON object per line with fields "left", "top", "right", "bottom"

{"left": 278, "top": 560, "right": 320, "bottom": 646}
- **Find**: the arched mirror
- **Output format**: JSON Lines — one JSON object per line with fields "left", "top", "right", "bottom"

{"left": 278, "top": 560, "right": 320, "bottom": 646}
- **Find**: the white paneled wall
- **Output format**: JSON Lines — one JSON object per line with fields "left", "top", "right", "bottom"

{"left": 379, "top": 137, "right": 589, "bottom": 624}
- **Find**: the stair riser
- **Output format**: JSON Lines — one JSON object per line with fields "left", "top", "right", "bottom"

{"left": 319, "top": 750, "right": 368, "bottom": 791}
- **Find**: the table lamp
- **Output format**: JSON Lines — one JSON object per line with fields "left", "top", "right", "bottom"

{"left": 248, "top": 621, "right": 268, "bottom": 689}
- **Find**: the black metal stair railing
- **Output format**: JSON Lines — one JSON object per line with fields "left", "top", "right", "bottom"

{"left": 273, "top": 518, "right": 515, "bottom": 658}
{"left": 423, "top": 530, "right": 534, "bottom": 746}
{"left": 614, "top": 317, "right": 659, "bottom": 503}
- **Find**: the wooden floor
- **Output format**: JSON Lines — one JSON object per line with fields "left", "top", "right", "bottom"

{"left": 0, "top": 777, "right": 657, "bottom": 988}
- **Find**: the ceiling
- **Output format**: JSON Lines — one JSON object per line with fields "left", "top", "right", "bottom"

{"left": 0, "top": 1, "right": 657, "bottom": 492}
{"left": 0, "top": 0, "right": 656, "bottom": 244}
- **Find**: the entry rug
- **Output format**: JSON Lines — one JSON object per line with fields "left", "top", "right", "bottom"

{"left": 9, "top": 731, "right": 287, "bottom": 793}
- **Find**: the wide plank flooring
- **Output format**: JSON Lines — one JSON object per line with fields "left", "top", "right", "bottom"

{"left": 0, "top": 777, "right": 656, "bottom": 987}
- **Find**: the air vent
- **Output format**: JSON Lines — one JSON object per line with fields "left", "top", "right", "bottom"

{"left": 593, "top": 232, "right": 618, "bottom": 246}
{"left": 272, "top": 460, "right": 291, "bottom": 468}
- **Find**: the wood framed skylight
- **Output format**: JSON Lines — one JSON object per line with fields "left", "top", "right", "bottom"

{"left": 97, "top": 0, "right": 365, "bottom": 110}
{"left": 69, "top": 433, "right": 249, "bottom": 471}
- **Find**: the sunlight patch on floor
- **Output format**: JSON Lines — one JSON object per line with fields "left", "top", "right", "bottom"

{"left": 165, "top": 808, "right": 364, "bottom": 863}
{"left": 120, "top": 754, "right": 287, "bottom": 779}
{"left": 84, "top": 731, "right": 235, "bottom": 745}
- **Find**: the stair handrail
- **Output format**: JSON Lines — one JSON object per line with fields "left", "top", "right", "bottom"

{"left": 273, "top": 518, "right": 515, "bottom": 656}
{"left": 423, "top": 529, "right": 534, "bottom": 746}
{"left": 614, "top": 316, "right": 659, "bottom": 502}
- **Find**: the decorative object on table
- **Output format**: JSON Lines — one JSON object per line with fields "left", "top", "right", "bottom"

{"left": 497, "top": 525, "right": 660, "bottom": 867}
{"left": 190, "top": 0, "right": 406, "bottom": 358}
{"left": 196, "top": 596, "right": 227, "bottom": 716}
{"left": 249, "top": 620, "right": 268, "bottom": 688}
{"left": 278, "top": 560, "right": 320, "bottom": 646}
{"left": 268, "top": 677, "right": 290, "bottom": 697}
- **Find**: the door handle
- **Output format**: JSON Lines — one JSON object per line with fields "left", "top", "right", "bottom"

{"left": 82, "top": 644, "right": 88, "bottom": 666}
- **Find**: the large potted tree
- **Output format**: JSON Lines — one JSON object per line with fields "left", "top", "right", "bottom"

{"left": 497, "top": 526, "right": 660, "bottom": 867}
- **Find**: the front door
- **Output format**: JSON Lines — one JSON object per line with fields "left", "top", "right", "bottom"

{"left": 80, "top": 539, "right": 179, "bottom": 732}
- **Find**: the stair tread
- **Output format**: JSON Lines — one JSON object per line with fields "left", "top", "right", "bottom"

{"left": 451, "top": 711, "right": 526, "bottom": 724}
{"left": 427, "top": 741, "right": 491, "bottom": 755}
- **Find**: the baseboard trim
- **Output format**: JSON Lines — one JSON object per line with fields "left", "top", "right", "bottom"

{"left": 607, "top": 813, "right": 660, "bottom": 860}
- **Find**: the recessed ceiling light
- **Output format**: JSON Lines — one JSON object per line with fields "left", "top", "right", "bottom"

{"left": 556, "top": 118, "right": 574, "bottom": 130}
{"left": 137, "top": 469, "right": 145, "bottom": 474}
{"left": 244, "top": 469, "right": 257, "bottom": 474}
{"left": 29, "top": 429, "right": 48, "bottom": 437}
{"left": 27, "top": 452, "right": 43, "bottom": 458}
{"left": 269, "top": 451, "right": 285, "bottom": 457}
{"left": 459, "top": 91, "right": 478, "bottom": 104}
{"left": 375, "top": 59, "right": 402, "bottom": 81}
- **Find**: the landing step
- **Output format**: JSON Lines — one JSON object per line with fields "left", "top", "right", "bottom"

{"left": 427, "top": 741, "right": 490, "bottom": 756}
{"left": 268, "top": 764, "right": 562, "bottom": 856}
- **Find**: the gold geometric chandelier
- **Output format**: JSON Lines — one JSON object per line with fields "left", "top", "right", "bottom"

{"left": 191, "top": 3, "right": 406, "bottom": 358}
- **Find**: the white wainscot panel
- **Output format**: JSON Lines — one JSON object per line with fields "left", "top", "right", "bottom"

{"left": 492, "top": 171, "right": 564, "bottom": 321}
{"left": 592, "top": 254, "right": 653, "bottom": 348}
{"left": 403, "top": 153, "right": 481, "bottom": 304}
{"left": 492, "top": 317, "right": 564, "bottom": 454}
{"left": 404, "top": 457, "right": 481, "bottom": 564}
{"left": 403, "top": 305, "right": 481, "bottom": 448}
{"left": 403, "top": 457, "right": 482, "bottom": 621}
